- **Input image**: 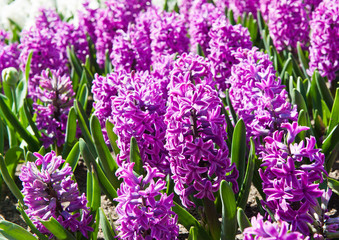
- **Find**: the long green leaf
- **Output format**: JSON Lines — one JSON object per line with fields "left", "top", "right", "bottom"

{"left": 23, "top": 100, "right": 41, "bottom": 139}
{"left": 328, "top": 177, "right": 339, "bottom": 196}
{"left": 322, "top": 124, "right": 339, "bottom": 156}
{"left": 308, "top": 71, "right": 323, "bottom": 119}
{"left": 220, "top": 180, "right": 237, "bottom": 240}
{"left": 63, "top": 142, "right": 80, "bottom": 172}
{"left": 5, "top": 146, "right": 23, "bottom": 178}
{"left": 237, "top": 138, "right": 255, "bottom": 210}
{"left": 231, "top": 119, "right": 247, "bottom": 189}
{"left": 225, "top": 90, "right": 238, "bottom": 124}
{"left": 0, "top": 118, "right": 3, "bottom": 155}
{"left": 91, "top": 115, "right": 120, "bottom": 189}
{"left": 328, "top": 88, "right": 339, "bottom": 133}
{"left": 106, "top": 120, "right": 120, "bottom": 156}
{"left": 67, "top": 46, "right": 83, "bottom": 78}
{"left": 91, "top": 170, "right": 101, "bottom": 212}
{"left": 315, "top": 70, "right": 333, "bottom": 110}
{"left": 237, "top": 208, "right": 251, "bottom": 232}
{"left": 25, "top": 51, "right": 33, "bottom": 82}
{"left": 130, "top": 137, "right": 143, "bottom": 176}
{"left": 292, "top": 89, "right": 307, "bottom": 113}
{"left": 297, "top": 42, "right": 309, "bottom": 79}
{"left": 0, "top": 155, "right": 24, "bottom": 205}
{"left": 40, "top": 217, "right": 76, "bottom": 240}
{"left": 62, "top": 107, "right": 77, "bottom": 158}
{"left": 279, "top": 57, "right": 292, "bottom": 81}
{"left": 325, "top": 143, "right": 339, "bottom": 173}
{"left": 0, "top": 220, "right": 38, "bottom": 240}
{"left": 0, "top": 95, "right": 40, "bottom": 151}
{"left": 78, "top": 84, "right": 88, "bottom": 110}
{"left": 99, "top": 208, "right": 116, "bottom": 240}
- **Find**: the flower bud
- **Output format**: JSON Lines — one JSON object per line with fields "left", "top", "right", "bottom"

{"left": 1, "top": 67, "right": 19, "bottom": 87}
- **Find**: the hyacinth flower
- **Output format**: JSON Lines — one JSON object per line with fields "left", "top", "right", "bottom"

{"left": 111, "top": 71, "right": 169, "bottom": 173}
{"left": 268, "top": 0, "right": 309, "bottom": 52}
{"left": 208, "top": 15, "right": 252, "bottom": 91}
{"left": 259, "top": 122, "right": 327, "bottom": 235}
{"left": 0, "top": 30, "right": 20, "bottom": 80}
{"left": 32, "top": 69, "right": 75, "bottom": 148}
{"left": 19, "top": 151, "right": 93, "bottom": 238}
{"left": 165, "top": 82, "right": 238, "bottom": 208}
{"left": 243, "top": 214, "right": 307, "bottom": 240}
{"left": 307, "top": 0, "right": 339, "bottom": 82}
{"left": 115, "top": 162, "right": 179, "bottom": 239}
{"left": 227, "top": 0, "right": 259, "bottom": 20}
{"left": 228, "top": 47, "right": 298, "bottom": 150}
{"left": 188, "top": 2, "right": 223, "bottom": 55}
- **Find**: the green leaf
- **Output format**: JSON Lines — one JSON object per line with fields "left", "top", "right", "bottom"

{"left": 130, "top": 137, "right": 143, "bottom": 176}
{"left": 105, "top": 49, "right": 113, "bottom": 74}
{"left": 328, "top": 88, "right": 339, "bottom": 133}
{"left": 63, "top": 142, "right": 80, "bottom": 172}
{"left": 231, "top": 119, "right": 247, "bottom": 189}
{"left": 5, "top": 146, "right": 23, "bottom": 178}
{"left": 252, "top": 158, "right": 265, "bottom": 199}
{"left": 225, "top": 89, "right": 238, "bottom": 124}
{"left": 91, "top": 115, "right": 120, "bottom": 189}
{"left": 78, "top": 84, "right": 88, "bottom": 110}
{"left": 25, "top": 51, "right": 33, "bottom": 82}
{"left": 188, "top": 226, "right": 198, "bottom": 240}
{"left": 197, "top": 44, "right": 205, "bottom": 57}
{"left": 23, "top": 100, "right": 41, "bottom": 140}
{"left": 291, "top": 89, "right": 307, "bottom": 113}
{"left": 0, "top": 155, "right": 24, "bottom": 205}
{"left": 0, "top": 118, "right": 3, "bottom": 155}
{"left": 0, "top": 220, "right": 38, "bottom": 240}
{"left": 308, "top": 71, "right": 323, "bottom": 119}
{"left": 67, "top": 46, "right": 83, "bottom": 79}
{"left": 220, "top": 180, "right": 237, "bottom": 240}
{"left": 279, "top": 57, "right": 292, "bottom": 81}
{"left": 106, "top": 120, "right": 120, "bottom": 157}
{"left": 315, "top": 70, "right": 333, "bottom": 110}
{"left": 0, "top": 95, "right": 40, "bottom": 151}
{"left": 62, "top": 107, "right": 77, "bottom": 158}
{"left": 237, "top": 138, "right": 255, "bottom": 210}
{"left": 91, "top": 170, "right": 101, "bottom": 212}
{"left": 237, "top": 208, "right": 251, "bottom": 232}
{"left": 297, "top": 109, "right": 312, "bottom": 141}
{"left": 297, "top": 42, "right": 309, "bottom": 79}
{"left": 99, "top": 208, "right": 116, "bottom": 240}
{"left": 228, "top": 9, "right": 236, "bottom": 25}
{"left": 322, "top": 124, "right": 339, "bottom": 156}
{"left": 15, "top": 77, "right": 27, "bottom": 111}
{"left": 325, "top": 143, "right": 339, "bottom": 173}
{"left": 40, "top": 217, "right": 76, "bottom": 240}
{"left": 328, "top": 177, "right": 339, "bottom": 196}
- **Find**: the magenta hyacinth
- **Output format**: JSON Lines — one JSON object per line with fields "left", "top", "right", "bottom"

{"left": 208, "top": 16, "right": 252, "bottom": 91}
{"left": 259, "top": 122, "right": 326, "bottom": 234}
{"left": 0, "top": 31, "right": 20, "bottom": 79}
{"left": 115, "top": 162, "right": 178, "bottom": 239}
{"left": 165, "top": 82, "right": 238, "bottom": 208}
{"left": 228, "top": 47, "right": 297, "bottom": 149}
{"left": 243, "top": 214, "right": 307, "bottom": 240}
{"left": 19, "top": 151, "right": 93, "bottom": 238}
{"left": 32, "top": 70, "right": 75, "bottom": 148}
{"left": 228, "top": 0, "right": 259, "bottom": 20}
{"left": 268, "top": 0, "right": 309, "bottom": 52}
{"left": 308, "top": 0, "right": 339, "bottom": 81}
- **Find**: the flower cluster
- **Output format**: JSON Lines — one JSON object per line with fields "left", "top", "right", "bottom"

{"left": 243, "top": 214, "right": 306, "bottom": 240}
{"left": 260, "top": 122, "right": 326, "bottom": 234}
{"left": 268, "top": 0, "right": 309, "bottom": 52}
{"left": 19, "top": 151, "right": 93, "bottom": 238}
{"left": 228, "top": 0, "right": 259, "bottom": 20}
{"left": 188, "top": 2, "right": 223, "bottom": 55}
{"left": 32, "top": 70, "right": 75, "bottom": 148}
{"left": 208, "top": 16, "right": 252, "bottom": 91}
{"left": 308, "top": 0, "right": 339, "bottom": 81}
{"left": 0, "top": 31, "right": 20, "bottom": 79}
{"left": 228, "top": 47, "right": 297, "bottom": 149}
{"left": 165, "top": 82, "right": 238, "bottom": 207}
{"left": 115, "top": 162, "right": 178, "bottom": 239}
{"left": 111, "top": 71, "right": 169, "bottom": 173}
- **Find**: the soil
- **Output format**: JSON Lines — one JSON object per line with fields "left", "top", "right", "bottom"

{"left": 0, "top": 158, "right": 338, "bottom": 239}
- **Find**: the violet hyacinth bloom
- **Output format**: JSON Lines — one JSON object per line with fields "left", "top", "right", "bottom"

{"left": 188, "top": 2, "right": 223, "bottom": 55}
{"left": 228, "top": 47, "right": 297, "bottom": 149}
{"left": 243, "top": 214, "right": 306, "bottom": 240}
{"left": 0, "top": 31, "right": 20, "bottom": 79}
{"left": 307, "top": 0, "right": 339, "bottom": 82}
{"left": 111, "top": 71, "right": 169, "bottom": 173}
{"left": 19, "top": 151, "right": 93, "bottom": 238}
{"left": 165, "top": 82, "right": 238, "bottom": 208}
{"left": 32, "top": 70, "right": 75, "bottom": 148}
{"left": 115, "top": 162, "right": 178, "bottom": 239}
{"left": 208, "top": 16, "right": 252, "bottom": 91}
{"left": 150, "top": 10, "right": 189, "bottom": 63}
{"left": 259, "top": 122, "right": 326, "bottom": 234}
{"left": 268, "top": 0, "right": 309, "bottom": 52}
{"left": 228, "top": 0, "right": 259, "bottom": 20}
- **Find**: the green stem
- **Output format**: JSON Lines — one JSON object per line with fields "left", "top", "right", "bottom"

{"left": 203, "top": 198, "right": 221, "bottom": 240}
{"left": 11, "top": 86, "right": 17, "bottom": 113}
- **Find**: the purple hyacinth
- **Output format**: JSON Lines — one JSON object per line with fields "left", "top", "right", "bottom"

{"left": 150, "top": 10, "right": 189, "bottom": 63}
{"left": 228, "top": 0, "right": 259, "bottom": 20}
{"left": 307, "top": 0, "right": 339, "bottom": 82}
{"left": 208, "top": 16, "right": 252, "bottom": 91}
{"left": 94, "top": 0, "right": 150, "bottom": 67}
{"left": 19, "top": 151, "right": 93, "bottom": 238}
{"left": 0, "top": 31, "right": 20, "bottom": 79}
{"left": 32, "top": 70, "right": 75, "bottom": 148}
{"left": 268, "top": 0, "right": 309, "bottom": 52}
{"left": 228, "top": 47, "right": 297, "bottom": 149}
{"left": 243, "top": 214, "right": 307, "bottom": 240}
{"left": 165, "top": 82, "right": 238, "bottom": 208}
{"left": 188, "top": 2, "right": 223, "bottom": 55}
{"left": 115, "top": 162, "right": 178, "bottom": 239}
{"left": 259, "top": 122, "right": 326, "bottom": 234}
{"left": 111, "top": 71, "right": 169, "bottom": 173}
